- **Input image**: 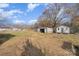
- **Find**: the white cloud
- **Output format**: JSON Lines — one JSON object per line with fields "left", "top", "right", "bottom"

{"left": 8, "top": 9, "right": 23, "bottom": 14}
{"left": 28, "top": 19, "right": 37, "bottom": 25}
{"left": 0, "top": 4, "right": 23, "bottom": 20}
{"left": 0, "top": 9, "right": 4, "bottom": 13}
{"left": 0, "top": 9, "right": 24, "bottom": 21}
{"left": 0, "top": 3, "right": 9, "bottom": 8}
{"left": 7, "top": 9, "right": 23, "bottom": 16}
{"left": 27, "top": 3, "right": 40, "bottom": 12}
{"left": 0, "top": 9, "right": 23, "bottom": 18}
{"left": 14, "top": 20, "right": 25, "bottom": 24}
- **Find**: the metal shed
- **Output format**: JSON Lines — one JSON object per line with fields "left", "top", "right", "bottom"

{"left": 37, "top": 27, "right": 53, "bottom": 33}
{"left": 56, "top": 25, "right": 70, "bottom": 34}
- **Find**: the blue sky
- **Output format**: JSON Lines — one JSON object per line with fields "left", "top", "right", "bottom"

{"left": 0, "top": 3, "right": 77, "bottom": 26}
{"left": 0, "top": 3, "right": 48, "bottom": 25}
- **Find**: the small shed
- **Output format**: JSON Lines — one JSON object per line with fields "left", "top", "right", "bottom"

{"left": 37, "top": 27, "right": 53, "bottom": 33}
{"left": 56, "top": 25, "right": 70, "bottom": 34}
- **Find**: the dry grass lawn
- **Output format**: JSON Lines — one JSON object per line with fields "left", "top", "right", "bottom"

{"left": 0, "top": 29, "right": 78, "bottom": 56}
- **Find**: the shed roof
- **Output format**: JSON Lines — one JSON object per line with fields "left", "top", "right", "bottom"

{"left": 56, "top": 25, "right": 70, "bottom": 28}
{"left": 37, "top": 26, "right": 53, "bottom": 29}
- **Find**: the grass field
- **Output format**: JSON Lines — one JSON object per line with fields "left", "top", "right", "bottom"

{"left": 0, "top": 29, "right": 78, "bottom": 56}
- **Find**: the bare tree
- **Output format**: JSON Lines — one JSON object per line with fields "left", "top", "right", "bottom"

{"left": 35, "top": 3, "right": 78, "bottom": 33}
{"left": 37, "top": 3, "right": 66, "bottom": 32}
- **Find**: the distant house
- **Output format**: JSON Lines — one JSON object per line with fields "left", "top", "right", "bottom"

{"left": 56, "top": 25, "right": 70, "bottom": 34}
{"left": 12, "top": 28, "right": 21, "bottom": 31}
{"left": 37, "top": 27, "right": 53, "bottom": 33}
{"left": 0, "top": 27, "right": 10, "bottom": 31}
{"left": 0, "top": 28, "right": 6, "bottom": 31}
{"left": 0, "top": 26, "right": 22, "bottom": 31}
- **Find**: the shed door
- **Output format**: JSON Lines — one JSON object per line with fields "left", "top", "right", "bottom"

{"left": 61, "top": 28, "right": 64, "bottom": 33}
{"left": 40, "top": 29, "right": 45, "bottom": 33}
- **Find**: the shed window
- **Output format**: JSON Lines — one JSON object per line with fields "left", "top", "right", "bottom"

{"left": 58, "top": 28, "right": 59, "bottom": 30}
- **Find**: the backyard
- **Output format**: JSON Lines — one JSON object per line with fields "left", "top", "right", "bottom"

{"left": 0, "top": 29, "right": 78, "bottom": 56}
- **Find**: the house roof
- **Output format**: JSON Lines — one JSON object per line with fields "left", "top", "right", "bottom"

{"left": 37, "top": 26, "right": 53, "bottom": 29}
{"left": 56, "top": 25, "right": 70, "bottom": 28}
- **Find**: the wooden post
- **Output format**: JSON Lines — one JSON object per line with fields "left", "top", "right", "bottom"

{"left": 71, "top": 44, "right": 76, "bottom": 55}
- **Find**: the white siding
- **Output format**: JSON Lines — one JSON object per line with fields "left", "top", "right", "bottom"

{"left": 56, "top": 27, "right": 61, "bottom": 33}
{"left": 56, "top": 26, "right": 70, "bottom": 34}
{"left": 64, "top": 27, "right": 70, "bottom": 33}
{"left": 47, "top": 28, "right": 53, "bottom": 33}
{"left": 37, "top": 27, "right": 53, "bottom": 33}
{"left": 37, "top": 28, "right": 40, "bottom": 32}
